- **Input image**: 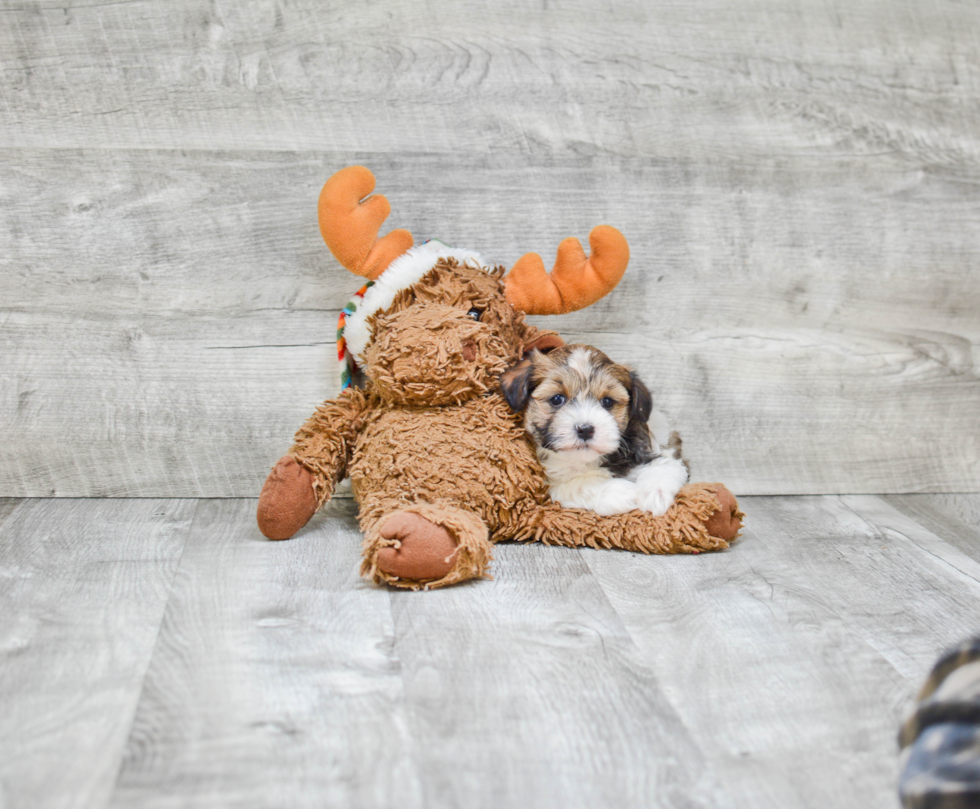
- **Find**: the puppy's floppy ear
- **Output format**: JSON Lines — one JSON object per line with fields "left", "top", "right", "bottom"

{"left": 628, "top": 371, "right": 653, "bottom": 424}
{"left": 500, "top": 357, "right": 536, "bottom": 412}
{"left": 522, "top": 331, "right": 564, "bottom": 358}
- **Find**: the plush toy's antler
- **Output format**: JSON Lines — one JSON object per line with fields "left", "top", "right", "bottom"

{"left": 318, "top": 166, "right": 414, "bottom": 280}
{"left": 504, "top": 226, "right": 629, "bottom": 315}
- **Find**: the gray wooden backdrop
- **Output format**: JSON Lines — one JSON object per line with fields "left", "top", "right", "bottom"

{"left": 2, "top": 0, "right": 979, "bottom": 497}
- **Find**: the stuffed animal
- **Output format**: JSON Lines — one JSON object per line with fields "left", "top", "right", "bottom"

{"left": 257, "top": 166, "right": 743, "bottom": 590}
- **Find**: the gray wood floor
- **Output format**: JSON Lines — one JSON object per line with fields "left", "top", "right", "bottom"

{"left": 1, "top": 495, "right": 978, "bottom": 808}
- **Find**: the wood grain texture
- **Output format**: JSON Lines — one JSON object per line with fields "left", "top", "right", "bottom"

{"left": 0, "top": 305, "right": 336, "bottom": 497}
{"left": 2, "top": 0, "right": 979, "bottom": 496}
{"left": 0, "top": 498, "right": 194, "bottom": 809}
{"left": 0, "top": 498, "right": 22, "bottom": 528}
{"left": 1, "top": 494, "right": 978, "bottom": 807}
{"left": 882, "top": 493, "right": 980, "bottom": 565}
{"left": 585, "top": 495, "right": 980, "bottom": 808}
{"left": 1, "top": 151, "right": 978, "bottom": 496}
{"left": 387, "top": 543, "right": 731, "bottom": 809}
{"left": 2, "top": 0, "right": 979, "bottom": 161}
{"left": 109, "top": 498, "right": 421, "bottom": 809}
{"left": 840, "top": 495, "right": 980, "bottom": 626}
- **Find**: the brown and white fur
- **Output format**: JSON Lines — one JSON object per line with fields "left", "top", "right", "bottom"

{"left": 501, "top": 345, "right": 689, "bottom": 516}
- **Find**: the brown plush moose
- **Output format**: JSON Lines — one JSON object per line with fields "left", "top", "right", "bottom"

{"left": 257, "top": 166, "right": 742, "bottom": 590}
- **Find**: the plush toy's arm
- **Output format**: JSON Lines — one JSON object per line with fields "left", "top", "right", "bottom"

{"left": 289, "top": 386, "right": 370, "bottom": 507}
{"left": 510, "top": 483, "right": 743, "bottom": 555}
{"left": 257, "top": 387, "right": 370, "bottom": 540}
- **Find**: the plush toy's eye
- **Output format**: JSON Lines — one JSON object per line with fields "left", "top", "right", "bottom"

{"left": 601, "top": 397, "right": 615, "bottom": 409}
{"left": 467, "top": 308, "right": 483, "bottom": 321}
{"left": 549, "top": 394, "right": 566, "bottom": 408}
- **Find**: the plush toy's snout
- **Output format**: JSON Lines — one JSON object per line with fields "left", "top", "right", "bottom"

{"left": 366, "top": 302, "right": 513, "bottom": 407}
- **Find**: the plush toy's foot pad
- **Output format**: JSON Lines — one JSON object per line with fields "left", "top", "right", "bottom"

{"left": 376, "top": 512, "right": 458, "bottom": 581}
{"left": 362, "top": 503, "right": 493, "bottom": 590}
{"left": 257, "top": 456, "right": 318, "bottom": 540}
{"left": 704, "top": 485, "right": 743, "bottom": 541}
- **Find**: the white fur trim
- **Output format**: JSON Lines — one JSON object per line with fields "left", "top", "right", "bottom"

{"left": 343, "top": 241, "right": 486, "bottom": 363}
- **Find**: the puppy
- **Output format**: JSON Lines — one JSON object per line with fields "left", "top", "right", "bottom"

{"left": 500, "top": 345, "right": 689, "bottom": 516}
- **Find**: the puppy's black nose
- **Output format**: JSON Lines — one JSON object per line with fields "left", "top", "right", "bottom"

{"left": 575, "top": 424, "right": 595, "bottom": 441}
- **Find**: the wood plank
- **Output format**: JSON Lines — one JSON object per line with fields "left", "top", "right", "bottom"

{"left": 387, "top": 540, "right": 732, "bottom": 809}
{"left": 841, "top": 495, "right": 980, "bottom": 611}
{"left": 0, "top": 307, "right": 337, "bottom": 497}
{"left": 2, "top": 150, "right": 978, "bottom": 496}
{"left": 109, "top": 498, "right": 423, "bottom": 809}
{"left": 5, "top": 150, "right": 980, "bottom": 330}
{"left": 0, "top": 498, "right": 194, "bottom": 809}
{"left": 0, "top": 149, "right": 351, "bottom": 315}
{"left": 585, "top": 495, "right": 980, "bottom": 808}
{"left": 1, "top": 0, "right": 979, "bottom": 160}
{"left": 881, "top": 493, "right": 980, "bottom": 565}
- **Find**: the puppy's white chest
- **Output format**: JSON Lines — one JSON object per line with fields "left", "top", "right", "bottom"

{"left": 537, "top": 447, "right": 609, "bottom": 485}
{"left": 538, "top": 448, "right": 639, "bottom": 516}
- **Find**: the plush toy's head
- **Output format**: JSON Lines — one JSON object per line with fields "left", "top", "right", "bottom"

{"left": 366, "top": 260, "right": 540, "bottom": 406}
{"left": 320, "top": 166, "right": 630, "bottom": 407}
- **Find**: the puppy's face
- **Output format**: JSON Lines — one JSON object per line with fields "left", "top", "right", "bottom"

{"left": 501, "top": 345, "right": 650, "bottom": 458}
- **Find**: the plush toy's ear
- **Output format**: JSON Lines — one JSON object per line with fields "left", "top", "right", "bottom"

{"left": 500, "top": 357, "right": 536, "bottom": 412}
{"left": 629, "top": 371, "right": 653, "bottom": 425}
{"left": 522, "top": 331, "right": 564, "bottom": 357}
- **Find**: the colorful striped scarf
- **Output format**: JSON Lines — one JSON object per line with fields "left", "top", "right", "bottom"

{"left": 337, "top": 280, "right": 374, "bottom": 390}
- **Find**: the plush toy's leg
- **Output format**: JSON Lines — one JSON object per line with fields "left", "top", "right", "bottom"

{"left": 360, "top": 501, "right": 493, "bottom": 590}
{"left": 256, "top": 456, "right": 319, "bottom": 540}
{"left": 513, "top": 482, "right": 744, "bottom": 555}
{"left": 702, "top": 485, "right": 742, "bottom": 541}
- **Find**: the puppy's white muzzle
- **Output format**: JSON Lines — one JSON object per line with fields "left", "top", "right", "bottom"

{"left": 550, "top": 398, "right": 621, "bottom": 456}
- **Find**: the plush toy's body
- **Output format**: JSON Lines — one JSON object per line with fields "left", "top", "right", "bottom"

{"left": 257, "top": 166, "right": 743, "bottom": 590}
{"left": 308, "top": 385, "right": 550, "bottom": 587}
{"left": 351, "top": 395, "right": 544, "bottom": 538}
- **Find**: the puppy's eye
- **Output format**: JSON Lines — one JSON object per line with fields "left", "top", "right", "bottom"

{"left": 467, "top": 308, "right": 482, "bottom": 321}
{"left": 549, "top": 394, "right": 566, "bottom": 408}
{"left": 601, "top": 397, "right": 615, "bottom": 409}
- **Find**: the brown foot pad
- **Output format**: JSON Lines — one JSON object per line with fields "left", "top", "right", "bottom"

{"left": 704, "top": 485, "right": 743, "bottom": 541}
{"left": 362, "top": 503, "right": 493, "bottom": 590}
{"left": 256, "top": 456, "right": 318, "bottom": 540}
{"left": 376, "top": 512, "right": 459, "bottom": 581}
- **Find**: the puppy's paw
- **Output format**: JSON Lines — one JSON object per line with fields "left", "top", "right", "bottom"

{"left": 634, "top": 464, "right": 686, "bottom": 516}
{"left": 592, "top": 478, "right": 640, "bottom": 516}
{"left": 636, "top": 484, "right": 674, "bottom": 517}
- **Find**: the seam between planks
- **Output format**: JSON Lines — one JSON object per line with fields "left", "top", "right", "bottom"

{"left": 384, "top": 586, "right": 434, "bottom": 809}
{"left": 839, "top": 495, "right": 980, "bottom": 590}
{"left": 101, "top": 498, "right": 201, "bottom": 809}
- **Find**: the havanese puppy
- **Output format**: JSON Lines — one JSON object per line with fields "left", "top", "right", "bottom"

{"left": 500, "top": 344, "right": 689, "bottom": 516}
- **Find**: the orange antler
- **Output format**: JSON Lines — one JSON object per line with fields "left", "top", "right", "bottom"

{"left": 318, "top": 166, "right": 414, "bottom": 280}
{"left": 504, "top": 225, "right": 630, "bottom": 315}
